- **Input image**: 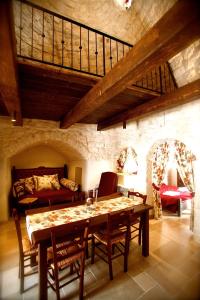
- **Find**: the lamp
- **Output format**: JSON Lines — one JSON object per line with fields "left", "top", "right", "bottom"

{"left": 123, "top": 147, "right": 138, "bottom": 174}
{"left": 11, "top": 111, "right": 17, "bottom": 122}
{"left": 114, "top": 0, "right": 132, "bottom": 10}
{"left": 117, "top": 147, "right": 138, "bottom": 175}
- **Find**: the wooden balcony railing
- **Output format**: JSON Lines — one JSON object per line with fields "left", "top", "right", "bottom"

{"left": 13, "top": 0, "right": 177, "bottom": 94}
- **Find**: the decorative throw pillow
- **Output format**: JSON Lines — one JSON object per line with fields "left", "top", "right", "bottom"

{"left": 60, "top": 178, "right": 78, "bottom": 191}
{"left": 35, "top": 175, "right": 53, "bottom": 191}
{"left": 44, "top": 174, "right": 60, "bottom": 190}
{"left": 33, "top": 175, "right": 39, "bottom": 190}
{"left": 23, "top": 177, "right": 35, "bottom": 194}
{"left": 13, "top": 181, "right": 25, "bottom": 198}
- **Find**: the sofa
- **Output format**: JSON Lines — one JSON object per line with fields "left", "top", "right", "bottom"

{"left": 11, "top": 165, "right": 82, "bottom": 212}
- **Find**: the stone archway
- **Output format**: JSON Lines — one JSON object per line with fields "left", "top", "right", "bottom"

{"left": 147, "top": 138, "right": 197, "bottom": 229}
{"left": 0, "top": 133, "right": 88, "bottom": 221}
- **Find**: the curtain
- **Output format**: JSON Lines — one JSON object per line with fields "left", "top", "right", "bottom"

{"left": 174, "top": 140, "right": 196, "bottom": 230}
{"left": 152, "top": 142, "right": 170, "bottom": 219}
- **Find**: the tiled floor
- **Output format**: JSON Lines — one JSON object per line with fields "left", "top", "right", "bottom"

{"left": 0, "top": 213, "right": 200, "bottom": 300}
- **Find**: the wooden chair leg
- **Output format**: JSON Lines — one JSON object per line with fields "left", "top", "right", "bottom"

{"left": 70, "top": 263, "right": 74, "bottom": 275}
{"left": 91, "top": 236, "right": 95, "bottom": 264}
{"left": 138, "top": 223, "right": 142, "bottom": 245}
{"left": 107, "top": 245, "right": 113, "bottom": 280}
{"left": 79, "top": 257, "right": 85, "bottom": 300}
{"left": 85, "top": 239, "right": 89, "bottom": 259}
{"left": 20, "top": 259, "right": 24, "bottom": 293}
{"left": 124, "top": 248, "right": 128, "bottom": 273}
{"left": 54, "top": 269, "right": 60, "bottom": 300}
{"left": 18, "top": 258, "right": 21, "bottom": 278}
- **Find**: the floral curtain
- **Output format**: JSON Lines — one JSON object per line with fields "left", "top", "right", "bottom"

{"left": 174, "top": 140, "right": 196, "bottom": 230}
{"left": 152, "top": 142, "right": 170, "bottom": 219}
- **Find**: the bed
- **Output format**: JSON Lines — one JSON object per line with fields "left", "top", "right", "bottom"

{"left": 11, "top": 165, "right": 82, "bottom": 211}
{"left": 152, "top": 183, "right": 193, "bottom": 216}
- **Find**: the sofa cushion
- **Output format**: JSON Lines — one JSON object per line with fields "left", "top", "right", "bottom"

{"left": 60, "top": 178, "right": 78, "bottom": 191}
{"left": 23, "top": 177, "right": 35, "bottom": 194}
{"left": 19, "top": 188, "right": 75, "bottom": 205}
{"left": 34, "top": 175, "right": 53, "bottom": 191}
{"left": 44, "top": 174, "right": 61, "bottom": 190}
{"left": 13, "top": 181, "right": 25, "bottom": 198}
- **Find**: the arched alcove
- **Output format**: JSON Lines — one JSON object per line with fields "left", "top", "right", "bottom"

{"left": 0, "top": 137, "right": 88, "bottom": 221}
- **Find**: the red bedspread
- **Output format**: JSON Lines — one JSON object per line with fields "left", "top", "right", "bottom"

{"left": 153, "top": 183, "right": 193, "bottom": 213}
{"left": 160, "top": 183, "right": 192, "bottom": 201}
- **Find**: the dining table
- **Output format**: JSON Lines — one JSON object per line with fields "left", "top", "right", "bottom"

{"left": 26, "top": 193, "right": 152, "bottom": 300}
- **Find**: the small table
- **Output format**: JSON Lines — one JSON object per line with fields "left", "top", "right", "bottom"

{"left": 18, "top": 197, "right": 38, "bottom": 209}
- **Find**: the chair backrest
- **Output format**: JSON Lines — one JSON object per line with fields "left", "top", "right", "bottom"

{"left": 12, "top": 208, "right": 24, "bottom": 256}
{"left": 107, "top": 208, "right": 133, "bottom": 235}
{"left": 97, "top": 172, "right": 118, "bottom": 197}
{"left": 128, "top": 191, "right": 147, "bottom": 204}
{"left": 50, "top": 219, "right": 90, "bottom": 263}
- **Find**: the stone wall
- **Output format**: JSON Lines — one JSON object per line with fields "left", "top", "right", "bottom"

{"left": 1, "top": 98, "right": 200, "bottom": 230}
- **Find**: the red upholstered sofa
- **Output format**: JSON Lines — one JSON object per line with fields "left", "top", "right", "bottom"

{"left": 11, "top": 165, "right": 81, "bottom": 211}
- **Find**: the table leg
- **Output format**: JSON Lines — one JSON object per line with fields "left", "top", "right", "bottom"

{"left": 141, "top": 209, "right": 149, "bottom": 257}
{"left": 39, "top": 242, "right": 48, "bottom": 300}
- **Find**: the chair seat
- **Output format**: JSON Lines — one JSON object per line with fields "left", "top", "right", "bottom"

{"left": 48, "top": 243, "right": 83, "bottom": 270}
{"left": 22, "top": 237, "right": 38, "bottom": 256}
{"left": 94, "top": 229, "right": 126, "bottom": 245}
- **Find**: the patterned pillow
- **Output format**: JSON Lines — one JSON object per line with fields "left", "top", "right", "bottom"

{"left": 60, "top": 178, "right": 78, "bottom": 191}
{"left": 35, "top": 175, "right": 53, "bottom": 191}
{"left": 22, "top": 177, "right": 35, "bottom": 194}
{"left": 44, "top": 174, "right": 61, "bottom": 190}
{"left": 13, "top": 181, "right": 25, "bottom": 198}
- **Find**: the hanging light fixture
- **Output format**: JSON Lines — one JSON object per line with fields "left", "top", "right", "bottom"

{"left": 114, "top": 0, "right": 132, "bottom": 10}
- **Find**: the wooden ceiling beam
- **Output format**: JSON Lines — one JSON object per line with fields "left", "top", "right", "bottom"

{"left": 97, "top": 79, "right": 200, "bottom": 130}
{"left": 0, "top": 0, "right": 22, "bottom": 126}
{"left": 60, "top": 0, "right": 200, "bottom": 129}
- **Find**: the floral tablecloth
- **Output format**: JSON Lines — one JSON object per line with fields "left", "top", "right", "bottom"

{"left": 26, "top": 196, "right": 142, "bottom": 242}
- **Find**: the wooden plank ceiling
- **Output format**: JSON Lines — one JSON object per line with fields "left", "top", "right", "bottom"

{"left": 0, "top": 0, "right": 200, "bottom": 130}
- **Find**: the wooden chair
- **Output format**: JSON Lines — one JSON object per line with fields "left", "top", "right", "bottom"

{"left": 12, "top": 208, "right": 38, "bottom": 293}
{"left": 47, "top": 219, "right": 90, "bottom": 300}
{"left": 91, "top": 209, "right": 132, "bottom": 280}
{"left": 127, "top": 191, "right": 147, "bottom": 245}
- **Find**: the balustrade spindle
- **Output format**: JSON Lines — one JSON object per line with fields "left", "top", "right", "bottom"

{"left": 116, "top": 41, "right": 118, "bottom": 62}
{"left": 61, "top": 19, "right": 64, "bottom": 66}
{"left": 42, "top": 11, "right": 44, "bottom": 61}
{"left": 19, "top": 1, "right": 22, "bottom": 55}
{"left": 31, "top": 7, "right": 33, "bottom": 58}
{"left": 95, "top": 33, "right": 98, "bottom": 75}
{"left": 109, "top": 39, "right": 112, "bottom": 69}
{"left": 71, "top": 23, "right": 73, "bottom": 68}
{"left": 52, "top": 15, "right": 54, "bottom": 63}
{"left": 102, "top": 36, "right": 106, "bottom": 76}
{"left": 79, "top": 26, "right": 82, "bottom": 70}
{"left": 88, "top": 30, "right": 90, "bottom": 73}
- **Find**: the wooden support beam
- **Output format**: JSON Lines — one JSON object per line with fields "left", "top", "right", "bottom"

{"left": 60, "top": 0, "right": 200, "bottom": 129}
{"left": 0, "top": 0, "right": 22, "bottom": 126}
{"left": 97, "top": 79, "right": 200, "bottom": 130}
